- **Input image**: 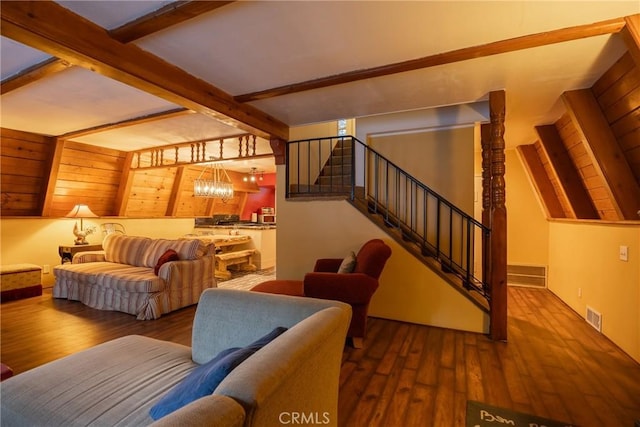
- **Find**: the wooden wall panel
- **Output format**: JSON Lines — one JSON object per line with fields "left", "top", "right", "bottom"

{"left": 535, "top": 125, "right": 597, "bottom": 219}
{"left": 517, "top": 144, "right": 565, "bottom": 218}
{"left": 0, "top": 128, "right": 53, "bottom": 216}
{"left": 534, "top": 139, "right": 572, "bottom": 217}
{"left": 49, "top": 141, "right": 127, "bottom": 217}
{"left": 125, "top": 168, "right": 176, "bottom": 217}
{"left": 555, "top": 114, "right": 618, "bottom": 220}
{"left": 592, "top": 52, "right": 640, "bottom": 184}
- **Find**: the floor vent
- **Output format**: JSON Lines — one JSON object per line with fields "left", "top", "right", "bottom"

{"left": 507, "top": 264, "right": 546, "bottom": 287}
{"left": 586, "top": 306, "right": 602, "bottom": 332}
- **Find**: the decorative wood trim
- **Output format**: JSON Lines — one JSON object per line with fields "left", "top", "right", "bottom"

{"left": 269, "top": 137, "right": 287, "bottom": 165}
{"left": 60, "top": 108, "right": 193, "bottom": 140}
{"left": 480, "top": 123, "right": 492, "bottom": 223}
{"left": 489, "top": 90, "right": 507, "bottom": 342}
{"left": 562, "top": 89, "right": 640, "bottom": 220}
{"left": 109, "top": 1, "right": 235, "bottom": 43}
{"left": 535, "top": 125, "right": 598, "bottom": 219}
{"left": 166, "top": 166, "right": 186, "bottom": 216}
{"left": 621, "top": 14, "right": 640, "bottom": 68}
{"left": 0, "top": 57, "right": 71, "bottom": 95}
{"left": 235, "top": 17, "right": 626, "bottom": 103}
{"left": 0, "top": 1, "right": 289, "bottom": 141}
{"left": 480, "top": 123, "right": 492, "bottom": 286}
{"left": 517, "top": 144, "right": 565, "bottom": 218}
{"left": 114, "top": 152, "right": 135, "bottom": 216}
{"left": 41, "top": 138, "right": 65, "bottom": 217}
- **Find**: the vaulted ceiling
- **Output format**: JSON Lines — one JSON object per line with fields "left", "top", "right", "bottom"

{"left": 2, "top": 1, "right": 639, "bottom": 175}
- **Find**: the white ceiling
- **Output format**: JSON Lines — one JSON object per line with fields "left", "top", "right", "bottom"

{"left": 1, "top": 1, "right": 639, "bottom": 174}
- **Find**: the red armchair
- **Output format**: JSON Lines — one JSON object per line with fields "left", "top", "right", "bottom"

{"left": 252, "top": 239, "right": 392, "bottom": 348}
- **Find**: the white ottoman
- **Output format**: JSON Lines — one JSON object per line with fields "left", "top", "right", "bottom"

{"left": 0, "top": 264, "right": 42, "bottom": 301}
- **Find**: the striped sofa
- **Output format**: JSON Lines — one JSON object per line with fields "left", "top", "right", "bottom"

{"left": 53, "top": 234, "right": 216, "bottom": 320}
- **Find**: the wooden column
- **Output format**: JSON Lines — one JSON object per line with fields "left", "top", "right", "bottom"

{"left": 489, "top": 90, "right": 507, "bottom": 342}
{"left": 480, "top": 123, "right": 492, "bottom": 285}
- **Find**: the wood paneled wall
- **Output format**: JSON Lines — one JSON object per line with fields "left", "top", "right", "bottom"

{"left": 555, "top": 113, "right": 615, "bottom": 220}
{"left": 1, "top": 130, "right": 261, "bottom": 219}
{"left": 0, "top": 128, "right": 53, "bottom": 216}
{"left": 50, "top": 141, "right": 127, "bottom": 217}
{"left": 519, "top": 50, "right": 640, "bottom": 221}
{"left": 125, "top": 167, "right": 177, "bottom": 217}
{"left": 592, "top": 52, "right": 640, "bottom": 183}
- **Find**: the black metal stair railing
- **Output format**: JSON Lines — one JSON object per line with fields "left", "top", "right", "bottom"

{"left": 286, "top": 135, "right": 491, "bottom": 302}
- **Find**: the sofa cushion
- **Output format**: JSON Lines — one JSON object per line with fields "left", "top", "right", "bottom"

{"left": 142, "top": 239, "right": 202, "bottom": 268}
{"left": 149, "top": 326, "right": 287, "bottom": 420}
{"left": 154, "top": 249, "right": 179, "bottom": 275}
{"left": 103, "top": 234, "right": 152, "bottom": 267}
{"left": 0, "top": 335, "right": 196, "bottom": 427}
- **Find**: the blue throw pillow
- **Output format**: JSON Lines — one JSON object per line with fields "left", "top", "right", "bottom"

{"left": 149, "top": 326, "right": 287, "bottom": 420}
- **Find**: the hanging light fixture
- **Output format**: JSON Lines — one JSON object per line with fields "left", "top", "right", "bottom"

{"left": 243, "top": 167, "right": 264, "bottom": 182}
{"left": 194, "top": 158, "right": 234, "bottom": 200}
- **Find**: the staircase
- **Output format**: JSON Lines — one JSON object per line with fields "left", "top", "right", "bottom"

{"left": 286, "top": 135, "right": 491, "bottom": 312}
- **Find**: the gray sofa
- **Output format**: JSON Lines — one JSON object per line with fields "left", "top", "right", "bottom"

{"left": 0, "top": 289, "right": 352, "bottom": 426}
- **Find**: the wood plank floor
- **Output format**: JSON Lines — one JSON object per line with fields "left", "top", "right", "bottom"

{"left": 2, "top": 287, "right": 639, "bottom": 426}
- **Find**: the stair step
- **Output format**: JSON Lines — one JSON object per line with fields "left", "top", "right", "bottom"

{"left": 289, "top": 184, "right": 353, "bottom": 194}
{"left": 323, "top": 154, "right": 352, "bottom": 167}
{"left": 316, "top": 175, "right": 351, "bottom": 186}
{"left": 320, "top": 163, "right": 352, "bottom": 175}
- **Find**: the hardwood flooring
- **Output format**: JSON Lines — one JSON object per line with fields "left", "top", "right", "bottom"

{"left": 2, "top": 287, "right": 639, "bottom": 426}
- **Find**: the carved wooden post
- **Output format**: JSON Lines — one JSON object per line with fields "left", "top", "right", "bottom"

{"left": 480, "top": 123, "right": 492, "bottom": 286}
{"left": 489, "top": 90, "right": 507, "bottom": 341}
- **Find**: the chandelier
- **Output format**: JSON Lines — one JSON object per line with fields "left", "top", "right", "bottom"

{"left": 194, "top": 158, "right": 234, "bottom": 199}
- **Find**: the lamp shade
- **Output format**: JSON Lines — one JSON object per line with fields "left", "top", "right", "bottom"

{"left": 65, "top": 204, "right": 98, "bottom": 219}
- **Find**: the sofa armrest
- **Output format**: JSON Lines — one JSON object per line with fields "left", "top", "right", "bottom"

{"left": 72, "top": 251, "right": 106, "bottom": 264}
{"left": 158, "top": 254, "right": 216, "bottom": 311}
{"left": 214, "top": 304, "right": 351, "bottom": 427}
{"left": 313, "top": 258, "right": 342, "bottom": 272}
{"left": 149, "top": 395, "right": 245, "bottom": 427}
{"left": 304, "top": 272, "right": 379, "bottom": 305}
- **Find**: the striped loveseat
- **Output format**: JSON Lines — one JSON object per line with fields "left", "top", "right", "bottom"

{"left": 53, "top": 234, "right": 216, "bottom": 320}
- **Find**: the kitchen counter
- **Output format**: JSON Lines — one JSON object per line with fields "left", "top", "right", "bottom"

{"left": 197, "top": 224, "right": 276, "bottom": 230}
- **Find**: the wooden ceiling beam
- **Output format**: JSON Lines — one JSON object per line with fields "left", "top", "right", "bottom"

{"left": 621, "top": 14, "right": 640, "bottom": 68}
{"left": 562, "top": 89, "right": 640, "bottom": 220}
{"left": 0, "top": 57, "right": 71, "bottom": 95}
{"left": 535, "top": 125, "right": 598, "bottom": 219}
{"left": 59, "top": 108, "right": 193, "bottom": 140}
{"left": 1, "top": 1, "right": 233, "bottom": 95}
{"left": 110, "top": 1, "right": 235, "bottom": 43}
{"left": 517, "top": 144, "right": 565, "bottom": 219}
{"left": 0, "top": 1, "right": 288, "bottom": 140}
{"left": 235, "top": 16, "right": 627, "bottom": 103}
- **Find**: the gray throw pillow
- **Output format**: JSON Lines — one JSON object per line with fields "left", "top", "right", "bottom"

{"left": 337, "top": 251, "right": 357, "bottom": 273}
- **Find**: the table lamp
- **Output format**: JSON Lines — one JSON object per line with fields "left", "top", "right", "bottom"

{"left": 65, "top": 204, "right": 98, "bottom": 245}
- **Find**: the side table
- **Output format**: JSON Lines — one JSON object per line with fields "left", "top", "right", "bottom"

{"left": 59, "top": 244, "right": 103, "bottom": 264}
